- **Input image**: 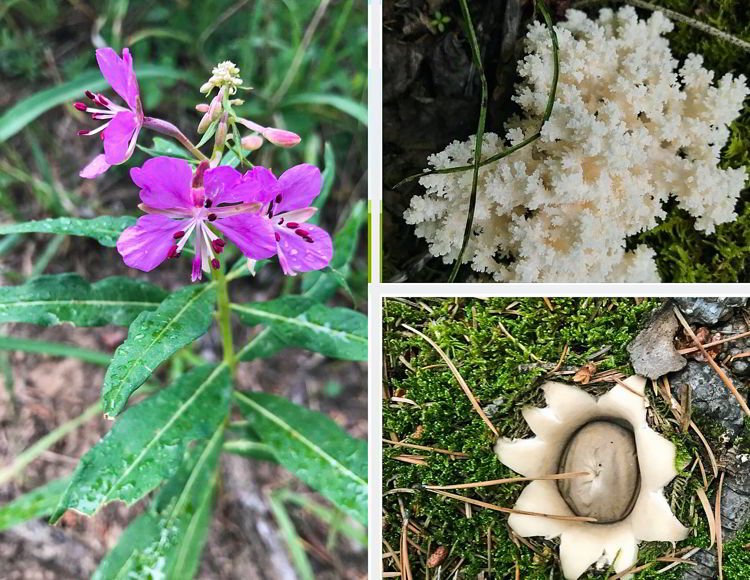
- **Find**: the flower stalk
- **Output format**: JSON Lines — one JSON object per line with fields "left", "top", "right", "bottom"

{"left": 213, "top": 264, "right": 236, "bottom": 376}
{"left": 143, "top": 117, "right": 209, "bottom": 162}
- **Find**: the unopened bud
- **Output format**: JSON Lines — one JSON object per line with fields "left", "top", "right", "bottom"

{"left": 230, "top": 99, "right": 244, "bottom": 106}
{"left": 241, "top": 135, "right": 264, "bottom": 151}
{"left": 208, "top": 94, "right": 223, "bottom": 123}
{"left": 215, "top": 115, "right": 228, "bottom": 149}
{"left": 262, "top": 128, "right": 301, "bottom": 148}
{"left": 195, "top": 103, "right": 209, "bottom": 113}
{"left": 197, "top": 112, "right": 212, "bottom": 134}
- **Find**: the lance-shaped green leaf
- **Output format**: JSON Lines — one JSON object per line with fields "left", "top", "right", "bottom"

{"left": 93, "top": 425, "right": 223, "bottom": 580}
{"left": 303, "top": 199, "right": 366, "bottom": 300}
{"left": 0, "top": 216, "right": 137, "bottom": 247}
{"left": 0, "top": 477, "right": 70, "bottom": 531}
{"left": 234, "top": 392, "right": 367, "bottom": 525}
{"left": 101, "top": 283, "right": 216, "bottom": 417}
{"left": 232, "top": 297, "right": 367, "bottom": 361}
{"left": 0, "top": 274, "right": 167, "bottom": 327}
{"left": 51, "top": 364, "right": 230, "bottom": 523}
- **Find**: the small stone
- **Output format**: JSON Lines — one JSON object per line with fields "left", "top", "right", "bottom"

{"left": 557, "top": 421, "right": 640, "bottom": 523}
{"left": 673, "top": 297, "right": 747, "bottom": 326}
{"left": 627, "top": 302, "right": 686, "bottom": 379}
{"left": 669, "top": 361, "right": 746, "bottom": 437}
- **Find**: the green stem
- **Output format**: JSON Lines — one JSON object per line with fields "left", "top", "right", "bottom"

{"left": 392, "top": 0, "right": 559, "bottom": 189}
{"left": 448, "top": 0, "right": 488, "bottom": 283}
{"left": 142, "top": 117, "right": 210, "bottom": 162}
{"left": 213, "top": 265, "right": 236, "bottom": 376}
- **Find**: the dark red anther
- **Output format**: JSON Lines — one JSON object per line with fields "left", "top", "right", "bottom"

{"left": 204, "top": 199, "right": 212, "bottom": 208}
{"left": 208, "top": 213, "right": 217, "bottom": 222}
{"left": 77, "top": 130, "right": 89, "bottom": 136}
{"left": 211, "top": 239, "right": 224, "bottom": 253}
{"left": 295, "top": 229, "right": 309, "bottom": 237}
{"left": 173, "top": 231, "right": 185, "bottom": 239}
{"left": 167, "top": 244, "right": 179, "bottom": 258}
{"left": 214, "top": 239, "right": 225, "bottom": 247}
{"left": 267, "top": 201, "right": 274, "bottom": 216}
{"left": 286, "top": 222, "right": 299, "bottom": 228}
{"left": 275, "top": 194, "right": 282, "bottom": 203}
{"left": 211, "top": 258, "right": 220, "bottom": 270}
{"left": 304, "top": 237, "right": 314, "bottom": 243}
{"left": 85, "top": 90, "right": 96, "bottom": 100}
{"left": 96, "top": 94, "right": 109, "bottom": 106}
{"left": 274, "top": 232, "right": 281, "bottom": 242}
{"left": 278, "top": 218, "right": 284, "bottom": 225}
{"left": 73, "top": 102, "right": 87, "bottom": 111}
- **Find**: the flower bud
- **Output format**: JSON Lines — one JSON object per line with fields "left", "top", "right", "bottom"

{"left": 208, "top": 93, "right": 223, "bottom": 123}
{"left": 195, "top": 103, "right": 210, "bottom": 113}
{"left": 262, "top": 128, "right": 301, "bottom": 148}
{"left": 241, "top": 135, "right": 264, "bottom": 151}
{"left": 215, "top": 115, "right": 228, "bottom": 149}
{"left": 230, "top": 99, "right": 245, "bottom": 106}
{"left": 197, "top": 112, "right": 212, "bottom": 134}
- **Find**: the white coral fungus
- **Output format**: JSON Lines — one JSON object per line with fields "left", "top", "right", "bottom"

{"left": 495, "top": 377, "right": 689, "bottom": 579}
{"left": 404, "top": 7, "right": 749, "bottom": 282}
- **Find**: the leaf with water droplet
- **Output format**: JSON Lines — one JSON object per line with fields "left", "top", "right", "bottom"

{"left": 234, "top": 391, "right": 367, "bottom": 525}
{"left": 101, "top": 283, "right": 216, "bottom": 417}
{"left": 0, "top": 273, "right": 167, "bottom": 326}
{"left": 0, "top": 216, "right": 137, "bottom": 247}
{"left": 92, "top": 426, "right": 222, "bottom": 580}
{"left": 51, "top": 364, "right": 230, "bottom": 523}
{"left": 232, "top": 296, "right": 367, "bottom": 361}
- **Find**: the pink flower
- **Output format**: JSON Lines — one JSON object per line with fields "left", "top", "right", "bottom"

{"left": 76, "top": 48, "right": 144, "bottom": 179}
{"left": 116, "top": 158, "right": 277, "bottom": 281}
{"left": 253, "top": 164, "right": 333, "bottom": 276}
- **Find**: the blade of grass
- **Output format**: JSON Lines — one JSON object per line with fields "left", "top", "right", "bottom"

{"left": 268, "top": 489, "right": 315, "bottom": 580}
{"left": 393, "top": 0, "right": 558, "bottom": 189}
{"left": 447, "top": 0, "right": 487, "bottom": 283}
{"left": 30, "top": 234, "right": 65, "bottom": 277}
{"left": 0, "top": 335, "right": 112, "bottom": 366}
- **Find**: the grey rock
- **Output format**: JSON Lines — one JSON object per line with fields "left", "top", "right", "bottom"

{"left": 627, "top": 303, "right": 686, "bottom": 379}
{"left": 680, "top": 459, "right": 750, "bottom": 580}
{"left": 669, "top": 361, "right": 746, "bottom": 437}
{"left": 679, "top": 549, "right": 717, "bottom": 580}
{"left": 674, "top": 298, "right": 747, "bottom": 326}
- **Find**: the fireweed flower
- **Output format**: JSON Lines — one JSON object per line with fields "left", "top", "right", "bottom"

{"left": 75, "top": 48, "right": 144, "bottom": 179}
{"left": 116, "top": 157, "right": 276, "bottom": 281}
{"left": 253, "top": 164, "right": 333, "bottom": 276}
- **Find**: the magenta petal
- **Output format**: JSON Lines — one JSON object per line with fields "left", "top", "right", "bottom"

{"left": 240, "top": 166, "right": 278, "bottom": 203}
{"left": 130, "top": 157, "right": 194, "bottom": 209}
{"left": 215, "top": 214, "right": 277, "bottom": 260}
{"left": 95, "top": 47, "right": 139, "bottom": 110}
{"left": 204, "top": 165, "right": 244, "bottom": 205}
{"left": 116, "top": 214, "right": 185, "bottom": 272}
{"left": 102, "top": 111, "right": 139, "bottom": 164}
{"left": 80, "top": 153, "right": 111, "bottom": 179}
{"left": 275, "top": 223, "right": 332, "bottom": 275}
{"left": 275, "top": 164, "right": 321, "bottom": 213}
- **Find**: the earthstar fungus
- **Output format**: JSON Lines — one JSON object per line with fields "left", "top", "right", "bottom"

{"left": 495, "top": 376, "right": 688, "bottom": 579}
